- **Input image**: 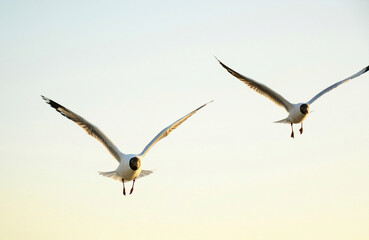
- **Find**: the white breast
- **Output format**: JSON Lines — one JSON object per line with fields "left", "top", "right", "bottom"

{"left": 288, "top": 104, "right": 309, "bottom": 123}
{"left": 115, "top": 155, "right": 142, "bottom": 181}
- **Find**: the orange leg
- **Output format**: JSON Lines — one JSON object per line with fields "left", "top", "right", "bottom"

{"left": 130, "top": 180, "right": 136, "bottom": 195}
{"left": 299, "top": 122, "right": 303, "bottom": 134}
{"left": 122, "top": 179, "right": 126, "bottom": 196}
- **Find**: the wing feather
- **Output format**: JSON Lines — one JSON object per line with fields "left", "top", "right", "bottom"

{"left": 307, "top": 65, "right": 369, "bottom": 105}
{"left": 139, "top": 101, "right": 212, "bottom": 157}
{"left": 42, "top": 96, "right": 122, "bottom": 162}
{"left": 216, "top": 57, "right": 293, "bottom": 112}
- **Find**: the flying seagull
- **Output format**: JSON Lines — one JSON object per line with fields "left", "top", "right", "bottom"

{"left": 215, "top": 58, "right": 369, "bottom": 138}
{"left": 42, "top": 96, "right": 212, "bottom": 195}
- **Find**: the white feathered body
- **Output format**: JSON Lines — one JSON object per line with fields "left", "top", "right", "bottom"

{"left": 287, "top": 103, "right": 309, "bottom": 123}
{"left": 98, "top": 154, "right": 144, "bottom": 183}
{"left": 116, "top": 154, "right": 142, "bottom": 181}
{"left": 275, "top": 103, "right": 309, "bottom": 124}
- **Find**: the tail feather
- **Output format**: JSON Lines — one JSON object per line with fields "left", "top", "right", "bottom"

{"left": 138, "top": 170, "right": 155, "bottom": 179}
{"left": 98, "top": 171, "right": 123, "bottom": 182}
{"left": 98, "top": 170, "right": 155, "bottom": 182}
{"left": 274, "top": 118, "right": 289, "bottom": 124}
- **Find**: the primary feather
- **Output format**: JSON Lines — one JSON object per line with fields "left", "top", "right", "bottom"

{"left": 42, "top": 96, "right": 123, "bottom": 162}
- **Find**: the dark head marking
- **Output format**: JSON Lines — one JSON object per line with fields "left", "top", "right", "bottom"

{"left": 300, "top": 104, "right": 309, "bottom": 115}
{"left": 129, "top": 157, "right": 141, "bottom": 171}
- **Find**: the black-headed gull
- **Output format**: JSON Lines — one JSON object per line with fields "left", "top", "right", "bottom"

{"left": 216, "top": 58, "right": 369, "bottom": 138}
{"left": 42, "top": 96, "right": 212, "bottom": 195}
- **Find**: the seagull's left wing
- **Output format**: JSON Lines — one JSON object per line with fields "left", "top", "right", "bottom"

{"left": 138, "top": 101, "right": 212, "bottom": 158}
{"left": 42, "top": 96, "right": 123, "bottom": 162}
{"left": 307, "top": 65, "right": 369, "bottom": 105}
{"left": 216, "top": 57, "right": 293, "bottom": 112}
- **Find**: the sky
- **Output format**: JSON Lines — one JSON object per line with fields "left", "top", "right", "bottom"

{"left": 1, "top": 0, "right": 369, "bottom": 239}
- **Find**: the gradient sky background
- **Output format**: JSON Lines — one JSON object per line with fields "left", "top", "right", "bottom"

{"left": 1, "top": 1, "right": 369, "bottom": 239}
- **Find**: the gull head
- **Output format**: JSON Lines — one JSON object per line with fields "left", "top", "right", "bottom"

{"left": 129, "top": 157, "right": 141, "bottom": 171}
{"left": 300, "top": 104, "right": 309, "bottom": 115}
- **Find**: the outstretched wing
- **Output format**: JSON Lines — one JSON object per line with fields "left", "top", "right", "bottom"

{"left": 42, "top": 96, "right": 123, "bottom": 162}
{"left": 216, "top": 57, "right": 293, "bottom": 112}
{"left": 138, "top": 101, "right": 212, "bottom": 158}
{"left": 307, "top": 65, "right": 369, "bottom": 105}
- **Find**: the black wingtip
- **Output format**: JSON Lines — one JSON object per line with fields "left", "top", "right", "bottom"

{"left": 41, "top": 95, "right": 63, "bottom": 110}
{"left": 41, "top": 95, "right": 50, "bottom": 103}
{"left": 214, "top": 56, "right": 225, "bottom": 66}
{"left": 214, "top": 57, "right": 229, "bottom": 70}
{"left": 365, "top": 65, "right": 369, "bottom": 73}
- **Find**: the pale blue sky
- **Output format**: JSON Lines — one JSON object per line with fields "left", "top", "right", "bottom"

{"left": 1, "top": 1, "right": 369, "bottom": 239}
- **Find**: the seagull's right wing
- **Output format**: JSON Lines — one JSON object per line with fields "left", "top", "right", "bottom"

{"left": 307, "top": 65, "right": 369, "bottom": 105}
{"left": 138, "top": 101, "right": 212, "bottom": 158}
{"left": 42, "top": 96, "right": 123, "bottom": 163}
{"left": 216, "top": 57, "right": 293, "bottom": 112}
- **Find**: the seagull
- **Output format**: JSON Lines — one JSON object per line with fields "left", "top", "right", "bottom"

{"left": 215, "top": 58, "right": 369, "bottom": 138}
{"left": 42, "top": 96, "right": 212, "bottom": 195}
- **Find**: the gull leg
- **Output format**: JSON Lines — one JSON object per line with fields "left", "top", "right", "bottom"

{"left": 122, "top": 179, "right": 126, "bottom": 196}
{"left": 130, "top": 180, "right": 136, "bottom": 195}
{"left": 299, "top": 122, "right": 303, "bottom": 135}
{"left": 290, "top": 123, "right": 294, "bottom": 138}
